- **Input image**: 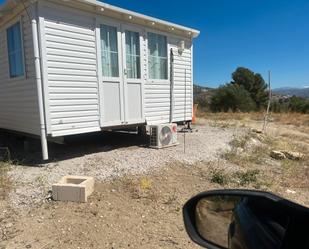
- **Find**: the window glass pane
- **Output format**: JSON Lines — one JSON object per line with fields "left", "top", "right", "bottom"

{"left": 148, "top": 32, "right": 167, "bottom": 80}
{"left": 7, "top": 22, "right": 24, "bottom": 78}
{"left": 110, "top": 53, "right": 119, "bottom": 77}
{"left": 158, "top": 35, "right": 167, "bottom": 57}
{"left": 9, "top": 54, "right": 16, "bottom": 77}
{"left": 159, "top": 58, "right": 168, "bottom": 79}
{"left": 125, "top": 30, "right": 140, "bottom": 79}
{"left": 109, "top": 26, "right": 118, "bottom": 53}
{"left": 100, "top": 25, "right": 119, "bottom": 77}
{"left": 148, "top": 55, "right": 155, "bottom": 79}
{"left": 148, "top": 32, "right": 157, "bottom": 57}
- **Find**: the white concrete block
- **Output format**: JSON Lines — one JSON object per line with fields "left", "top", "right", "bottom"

{"left": 52, "top": 176, "right": 94, "bottom": 202}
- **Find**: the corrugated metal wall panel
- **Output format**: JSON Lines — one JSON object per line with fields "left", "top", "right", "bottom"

{"left": 42, "top": 7, "right": 101, "bottom": 136}
{"left": 0, "top": 12, "right": 40, "bottom": 135}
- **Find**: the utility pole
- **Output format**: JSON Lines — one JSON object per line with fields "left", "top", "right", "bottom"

{"left": 262, "top": 70, "right": 272, "bottom": 133}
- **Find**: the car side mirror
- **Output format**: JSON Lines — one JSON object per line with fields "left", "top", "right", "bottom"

{"left": 183, "top": 189, "right": 309, "bottom": 249}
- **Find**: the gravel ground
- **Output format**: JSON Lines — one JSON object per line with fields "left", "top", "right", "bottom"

{"left": 7, "top": 124, "right": 241, "bottom": 208}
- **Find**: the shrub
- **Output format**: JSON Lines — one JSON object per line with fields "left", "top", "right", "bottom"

{"left": 211, "top": 169, "right": 228, "bottom": 185}
{"left": 210, "top": 84, "right": 256, "bottom": 112}
{"left": 234, "top": 169, "right": 260, "bottom": 186}
{"left": 288, "top": 96, "right": 309, "bottom": 113}
{"left": 271, "top": 96, "right": 309, "bottom": 114}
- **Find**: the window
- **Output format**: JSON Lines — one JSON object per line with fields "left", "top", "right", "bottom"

{"left": 148, "top": 32, "right": 168, "bottom": 80}
{"left": 100, "top": 24, "right": 119, "bottom": 77}
{"left": 7, "top": 22, "right": 24, "bottom": 78}
{"left": 125, "top": 30, "right": 140, "bottom": 79}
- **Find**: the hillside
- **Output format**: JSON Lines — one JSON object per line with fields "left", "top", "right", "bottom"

{"left": 273, "top": 87, "right": 309, "bottom": 98}
{"left": 193, "top": 84, "right": 216, "bottom": 107}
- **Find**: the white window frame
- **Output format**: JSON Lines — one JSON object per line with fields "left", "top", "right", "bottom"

{"left": 146, "top": 29, "right": 170, "bottom": 83}
{"left": 6, "top": 19, "right": 26, "bottom": 79}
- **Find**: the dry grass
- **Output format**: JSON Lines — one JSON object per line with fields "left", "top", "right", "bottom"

{"left": 210, "top": 111, "right": 309, "bottom": 199}
{"left": 197, "top": 111, "right": 309, "bottom": 123}
{"left": 197, "top": 110, "right": 309, "bottom": 196}
{"left": 121, "top": 176, "right": 159, "bottom": 201}
{"left": 197, "top": 111, "right": 309, "bottom": 130}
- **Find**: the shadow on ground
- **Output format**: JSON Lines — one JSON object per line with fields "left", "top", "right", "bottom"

{"left": 0, "top": 130, "right": 149, "bottom": 166}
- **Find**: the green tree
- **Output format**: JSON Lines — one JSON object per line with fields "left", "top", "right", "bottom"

{"left": 231, "top": 67, "right": 268, "bottom": 109}
{"left": 210, "top": 84, "right": 256, "bottom": 112}
{"left": 288, "top": 96, "right": 309, "bottom": 113}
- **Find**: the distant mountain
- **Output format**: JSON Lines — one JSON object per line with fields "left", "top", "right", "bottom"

{"left": 193, "top": 84, "right": 213, "bottom": 93}
{"left": 193, "top": 84, "right": 217, "bottom": 106}
{"left": 273, "top": 87, "right": 309, "bottom": 98}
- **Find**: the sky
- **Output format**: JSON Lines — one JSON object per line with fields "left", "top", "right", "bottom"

{"left": 1, "top": 0, "right": 308, "bottom": 88}
{"left": 97, "top": 0, "right": 309, "bottom": 89}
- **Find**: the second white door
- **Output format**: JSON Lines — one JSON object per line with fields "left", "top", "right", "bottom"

{"left": 99, "top": 22, "right": 145, "bottom": 127}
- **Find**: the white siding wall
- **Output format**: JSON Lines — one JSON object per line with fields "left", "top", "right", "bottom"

{"left": 170, "top": 38, "right": 193, "bottom": 122}
{"left": 40, "top": 4, "right": 101, "bottom": 137}
{"left": 145, "top": 37, "right": 193, "bottom": 124}
{"left": 145, "top": 81, "right": 171, "bottom": 124}
{"left": 39, "top": 2, "right": 194, "bottom": 135}
{"left": 0, "top": 11, "right": 40, "bottom": 135}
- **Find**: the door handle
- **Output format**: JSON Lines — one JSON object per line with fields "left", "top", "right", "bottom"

{"left": 124, "top": 69, "right": 128, "bottom": 76}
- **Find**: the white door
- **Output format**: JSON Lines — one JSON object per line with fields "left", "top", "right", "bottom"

{"left": 121, "top": 26, "right": 145, "bottom": 125}
{"left": 99, "top": 22, "right": 144, "bottom": 126}
{"left": 100, "top": 23, "right": 124, "bottom": 126}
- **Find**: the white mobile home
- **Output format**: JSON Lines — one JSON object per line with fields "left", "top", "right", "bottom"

{"left": 0, "top": 0, "right": 200, "bottom": 160}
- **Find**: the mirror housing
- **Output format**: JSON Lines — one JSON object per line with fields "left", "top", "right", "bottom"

{"left": 183, "top": 189, "right": 309, "bottom": 249}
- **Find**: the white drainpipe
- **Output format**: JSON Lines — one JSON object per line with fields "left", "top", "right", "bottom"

{"left": 31, "top": 17, "right": 48, "bottom": 160}
{"left": 170, "top": 48, "right": 174, "bottom": 123}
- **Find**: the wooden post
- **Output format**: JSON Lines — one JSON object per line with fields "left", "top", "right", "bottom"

{"left": 262, "top": 71, "right": 272, "bottom": 133}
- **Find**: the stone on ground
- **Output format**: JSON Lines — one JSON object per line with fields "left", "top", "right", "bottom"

{"left": 282, "top": 151, "right": 304, "bottom": 161}
{"left": 270, "top": 150, "right": 286, "bottom": 160}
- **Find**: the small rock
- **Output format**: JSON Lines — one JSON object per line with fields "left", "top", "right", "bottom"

{"left": 270, "top": 150, "right": 286, "bottom": 160}
{"left": 5, "top": 223, "right": 13, "bottom": 228}
{"left": 236, "top": 147, "right": 244, "bottom": 154}
{"left": 256, "top": 134, "right": 265, "bottom": 141}
{"left": 286, "top": 189, "right": 296, "bottom": 194}
{"left": 245, "top": 138, "right": 262, "bottom": 151}
{"left": 282, "top": 151, "right": 304, "bottom": 161}
{"left": 251, "top": 128, "right": 262, "bottom": 134}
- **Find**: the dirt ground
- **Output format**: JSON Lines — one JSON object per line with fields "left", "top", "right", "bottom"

{"left": 2, "top": 164, "right": 214, "bottom": 249}
{"left": 0, "top": 114, "right": 308, "bottom": 249}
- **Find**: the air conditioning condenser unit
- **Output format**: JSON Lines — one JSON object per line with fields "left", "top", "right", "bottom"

{"left": 149, "top": 123, "right": 178, "bottom": 149}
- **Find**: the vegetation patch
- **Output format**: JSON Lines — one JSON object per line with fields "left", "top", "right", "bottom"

{"left": 210, "top": 167, "right": 261, "bottom": 187}
{"left": 234, "top": 169, "right": 260, "bottom": 186}
{"left": 122, "top": 177, "right": 158, "bottom": 202}
{"left": 210, "top": 169, "right": 229, "bottom": 185}
{"left": 223, "top": 131, "right": 274, "bottom": 168}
